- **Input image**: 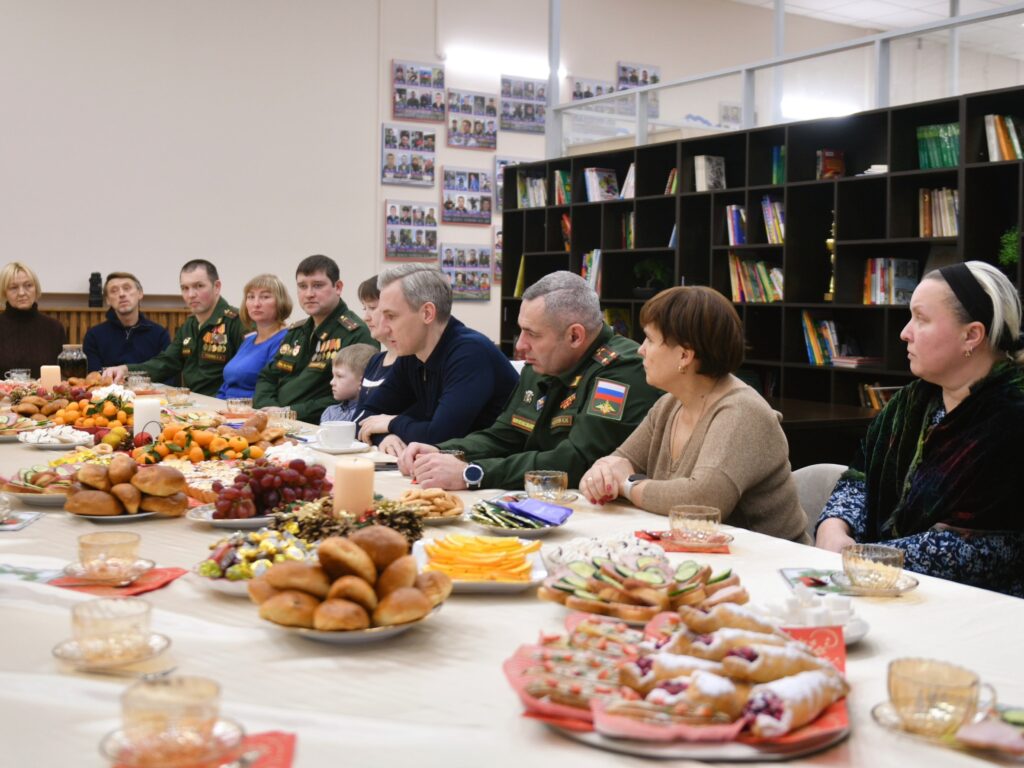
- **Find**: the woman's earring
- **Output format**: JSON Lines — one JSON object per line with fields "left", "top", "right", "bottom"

{"left": 677, "top": 363, "right": 687, "bottom": 374}
{"left": 964, "top": 347, "right": 973, "bottom": 358}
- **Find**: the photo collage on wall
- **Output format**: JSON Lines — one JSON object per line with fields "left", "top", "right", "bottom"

{"left": 571, "top": 78, "right": 617, "bottom": 112}
{"left": 493, "top": 226, "right": 502, "bottom": 279}
{"left": 381, "top": 123, "right": 436, "bottom": 187}
{"left": 440, "top": 243, "right": 492, "bottom": 301}
{"left": 392, "top": 59, "right": 446, "bottom": 122}
{"left": 384, "top": 199, "right": 439, "bottom": 261}
{"left": 500, "top": 75, "right": 546, "bottom": 134}
{"left": 446, "top": 89, "right": 498, "bottom": 150}
{"left": 494, "top": 156, "right": 529, "bottom": 214}
{"left": 616, "top": 61, "right": 660, "bottom": 118}
{"left": 441, "top": 167, "right": 493, "bottom": 225}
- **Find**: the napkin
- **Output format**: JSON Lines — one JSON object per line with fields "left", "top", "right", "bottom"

{"left": 50, "top": 567, "right": 188, "bottom": 596}
{"left": 634, "top": 530, "right": 730, "bottom": 554}
{"left": 245, "top": 731, "right": 297, "bottom": 767}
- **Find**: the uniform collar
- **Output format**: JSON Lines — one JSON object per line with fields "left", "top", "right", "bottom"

{"left": 309, "top": 298, "right": 350, "bottom": 336}
{"left": 199, "top": 296, "right": 233, "bottom": 329}
{"left": 552, "top": 324, "right": 613, "bottom": 386}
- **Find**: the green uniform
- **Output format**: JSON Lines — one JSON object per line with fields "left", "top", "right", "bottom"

{"left": 254, "top": 299, "right": 376, "bottom": 423}
{"left": 129, "top": 297, "right": 245, "bottom": 397}
{"left": 439, "top": 325, "right": 661, "bottom": 489}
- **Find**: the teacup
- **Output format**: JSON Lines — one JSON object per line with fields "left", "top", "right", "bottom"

{"left": 842, "top": 543, "right": 904, "bottom": 590}
{"left": 888, "top": 658, "right": 997, "bottom": 737}
{"left": 224, "top": 397, "right": 253, "bottom": 415}
{"left": 122, "top": 675, "right": 221, "bottom": 763}
{"left": 127, "top": 373, "right": 152, "bottom": 393}
{"left": 524, "top": 470, "right": 569, "bottom": 502}
{"left": 318, "top": 420, "right": 356, "bottom": 449}
{"left": 669, "top": 505, "right": 722, "bottom": 542}
{"left": 165, "top": 387, "right": 191, "bottom": 407}
{"left": 4, "top": 368, "right": 31, "bottom": 382}
{"left": 72, "top": 597, "right": 151, "bottom": 664}
{"left": 78, "top": 531, "right": 141, "bottom": 579}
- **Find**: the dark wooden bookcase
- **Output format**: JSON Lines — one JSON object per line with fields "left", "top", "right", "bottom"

{"left": 500, "top": 84, "right": 1024, "bottom": 407}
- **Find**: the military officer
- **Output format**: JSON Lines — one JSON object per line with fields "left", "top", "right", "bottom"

{"left": 104, "top": 260, "right": 245, "bottom": 397}
{"left": 399, "top": 271, "right": 661, "bottom": 490}
{"left": 254, "top": 254, "right": 376, "bottom": 423}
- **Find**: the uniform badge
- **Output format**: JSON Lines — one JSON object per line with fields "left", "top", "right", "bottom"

{"left": 182, "top": 338, "right": 191, "bottom": 346}
{"left": 278, "top": 344, "right": 291, "bottom": 356}
{"left": 592, "top": 345, "right": 620, "bottom": 366}
{"left": 560, "top": 393, "right": 576, "bottom": 410}
{"left": 551, "top": 414, "right": 573, "bottom": 429}
{"left": 586, "top": 378, "right": 630, "bottom": 421}
{"left": 523, "top": 390, "right": 535, "bottom": 404}
{"left": 340, "top": 315, "right": 359, "bottom": 331}
{"left": 535, "top": 395, "right": 546, "bottom": 412}
{"left": 510, "top": 414, "right": 536, "bottom": 433}
{"left": 569, "top": 376, "right": 581, "bottom": 388}
{"left": 319, "top": 332, "right": 328, "bottom": 341}
{"left": 291, "top": 344, "right": 301, "bottom": 356}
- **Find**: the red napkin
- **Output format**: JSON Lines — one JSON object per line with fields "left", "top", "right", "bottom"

{"left": 634, "top": 530, "right": 730, "bottom": 554}
{"left": 50, "top": 567, "right": 188, "bottom": 596}
{"left": 245, "top": 731, "right": 297, "bottom": 767}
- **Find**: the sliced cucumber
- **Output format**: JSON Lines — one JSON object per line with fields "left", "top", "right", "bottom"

{"left": 675, "top": 561, "right": 700, "bottom": 583}
{"left": 572, "top": 588, "right": 602, "bottom": 602}
{"left": 614, "top": 564, "right": 636, "bottom": 579}
{"left": 567, "top": 560, "right": 597, "bottom": 579}
{"left": 633, "top": 569, "right": 666, "bottom": 585}
{"left": 1001, "top": 708, "right": 1024, "bottom": 727}
{"left": 592, "top": 556, "right": 613, "bottom": 570}
{"left": 707, "top": 568, "right": 732, "bottom": 585}
{"left": 636, "top": 555, "right": 660, "bottom": 569}
{"left": 551, "top": 580, "right": 577, "bottom": 593}
{"left": 669, "top": 581, "right": 703, "bottom": 597}
{"left": 561, "top": 574, "right": 590, "bottom": 590}
{"left": 596, "top": 572, "right": 623, "bottom": 587}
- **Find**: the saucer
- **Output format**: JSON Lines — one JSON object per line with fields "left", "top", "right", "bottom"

{"left": 62, "top": 558, "right": 155, "bottom": 586}
{"left": 830, "top": 571, "right": 919, "bottom": 596}
{"left": 99, "top": 717, "right": 245, "bottom": 768}
{"left": 52, "top": 632, "right": 171, "bottom": 670}
{"left": 307, "top": 439, "right": 369, "bottom": 455}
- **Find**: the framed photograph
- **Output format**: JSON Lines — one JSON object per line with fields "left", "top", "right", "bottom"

{"left": 384, "top": 199, "right": 439, "bottom": 261}
{"left": 392, "top": 59, "right": 446, "bottom": 122}
{"left": 441, "top": 166, "right": 493, "bottom": 225}
{"left": 571, "top": 78, "right": 616, "bottom": 111}
{"left": 615, "top": 61, "right": 660, "bottom": 118}
{"left": 494, "top": 156, "right": 530, "bottom": 214}
{"left": 493, "top": 225, "right": 502, "bottom": 280}
{"left": 382, "top": 123, "right": 436, "bottom": 187}
{"left": 446, "top": 89, "right": 498, "bottom": 151}
{"left": 719, "top": 101, "right": 743, "bottom": 128}
{"left": 440, "top": 242, "right": 492, "bottom": 301}
{"left": 500, "top": 75, "right": 546, "bottom": 134}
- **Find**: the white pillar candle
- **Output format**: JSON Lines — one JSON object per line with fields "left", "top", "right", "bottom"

{"left": 332, "top": 457, "right": 375, "bottom": 517}
{"left": 132, "top": 396, "right": 163, "bottom": 441}
{"left": 38, "top": 365, "right": 61, "bottom": 391}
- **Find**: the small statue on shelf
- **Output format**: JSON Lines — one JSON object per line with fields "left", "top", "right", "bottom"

{"left": 824, "top": 211, "right": 836, "bottom": 302}
{"left": 88, "top": 272, "right": 103, "bottom": 307}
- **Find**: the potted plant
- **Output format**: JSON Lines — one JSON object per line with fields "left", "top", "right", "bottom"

{"left": 633, "top": 258, "right": 669, "bottom": 299}
{"left": 999, "top": 226, "right": 1019, "bottom": 267}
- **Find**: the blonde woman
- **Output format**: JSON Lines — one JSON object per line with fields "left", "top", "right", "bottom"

{"left": 217, "top": 274, "right": 292, "bottom": 399}
{"left": 0, "top": 262, "right": 66, "bottom": 377}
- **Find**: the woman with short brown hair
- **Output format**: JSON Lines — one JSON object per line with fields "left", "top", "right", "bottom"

{"left": 0, "top": 261, "right": 66, "bottom": 378}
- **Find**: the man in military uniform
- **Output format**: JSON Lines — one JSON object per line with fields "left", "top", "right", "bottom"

{"left": 104, "top": 260, "right": 244, "bottom": 397}
{"left": 254, "top": 254, "right": 376, "bottom": 423}
{"left": 398, "top": 271, "right": 661, "bottom": 490}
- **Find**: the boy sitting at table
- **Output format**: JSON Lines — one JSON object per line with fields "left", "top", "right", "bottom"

{"left": 321, "top": 344, "right": 378, "bottom": 424}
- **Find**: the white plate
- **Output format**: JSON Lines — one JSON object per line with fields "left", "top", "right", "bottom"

{"left": 62, "top": 558, "right": 155, "bottom": 586}
{"left": 829, "top": 571, "right": 920, "bottom": 597}
{"left": 186, "top": 504, "right": 273, "bottom": 530}
{"left": 412, "top": 539, "right": 547, "bottom": 593}
{"left": 52, "top": 632, "right": 171, "bottom": 669}
{"left": 69, "top": 511, "right": 160, "bottom": 523}
{"left": 191, "top": 570, "right": 250, "bottom": 597}
{"left": 466, "top": 517, "right": 561, "bottom": 539}
{"left": 100, "top": 718, "right": 244, "bottom": 767}
{"left": 306, "top": 439, "right": 370, "bottom": 455}
{"left": 20, "top": 438, "right": 93, "bottom": 450}
{"left": 265, "top": 605, "right": 441, "bottom": 644}
{"left": 7, "top": 491, "right": 70, "bottom": 507}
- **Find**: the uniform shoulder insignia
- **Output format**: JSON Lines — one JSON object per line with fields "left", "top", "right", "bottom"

{"left": 223, "top": 307, "right": 238, "bottom": 319}
{"left": 288, "top": 319, "right": 306, "bottom": 330}
{"left": 592, "top": 345, "right": 619, "bottom": 366}
{"left": 339, "top": 315, "right": 359, "bottom": 332}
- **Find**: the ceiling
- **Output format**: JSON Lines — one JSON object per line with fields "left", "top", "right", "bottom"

{"left": 731, "top": 0, "right": 1024, "bottom": 58}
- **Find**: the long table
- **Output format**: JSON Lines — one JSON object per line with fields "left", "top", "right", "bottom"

{"left": 1, "top": 404, "right": 1020, "bottom": 767}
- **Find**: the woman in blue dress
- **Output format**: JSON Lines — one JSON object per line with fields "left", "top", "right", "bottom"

{"left": 217, "top": 274, "right": 292, "bottom": 399}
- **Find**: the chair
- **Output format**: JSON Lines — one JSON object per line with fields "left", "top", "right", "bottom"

{"left": 792, "top": 463, "right": 847, "bottom": 542}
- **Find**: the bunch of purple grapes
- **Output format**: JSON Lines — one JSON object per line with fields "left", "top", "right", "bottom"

{"left": 211, "top": 458, "right": 330, "bottom": 519}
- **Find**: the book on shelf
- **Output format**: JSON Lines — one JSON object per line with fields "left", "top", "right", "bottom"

{"left": 727, "top": 252, "right": 782, "bottom": 303}
{"left": 664, "top": 167, "right": 678, "bottom": 194}
{"left": 771, "top": 145, "right": 785, "bottom": 184}
{"left": 760, "top": 196, "right": 785, "bottom": 244}
{"left": 553, "top": 170, "right": 572, "bottom": 205}
{"left": 560, "top": 213, "right": 572, "bottom": 252}
{"left": 725, "top": 204, "right": 746, "bottom": 245}
{"left": 620, "top": 163, "right": 636, "bottom": 199}
{"left": 984, "top": 115, "right": 1023, "bottom": 161}
{"left": 583, "top": 168, "right": 619, "bottom": 201}
{"left": 621, "top": 212, "right": 635, "bottom": 248}
{"left": 668, "top": 223, "right": 678, "bottom": 248}
{"left": 518, "top": 175, "right": 547, "bottom": 207}
{"left": 915, "top": 123, "right": 959, "bottom": 169}
{"left": 603, "top": 307, "right": 632, "bottom": 338}
{"left": 513, "top": 255, "right": 527, "bottom": 298}
{"left": 694, "top": 155, "right": 725, "bottom": 192}
{"left": 918, "top": 188, "right": 959, "bottom": 237}
{"left": 832, "top": 355, "right": 883, "bottom": 368}
{"left": 580, "top": 249, "right": 602, "bottom": 294}
{"left": 816, "top": 149, "right": 845, "bottom": 179}
{"left": 800, "top": 311, "right": 829, "bottom": 365}
{"left": 859, "top": 383, "right": 902, "bottom": 409}
{"left": 863, "top": 258, "right": 919, "bottom": 305}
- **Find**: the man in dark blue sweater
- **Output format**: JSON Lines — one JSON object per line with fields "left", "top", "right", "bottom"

{"left": 83, "top": 272, "right": 171, "bottom": 374}
{"left": 356, "top": 264, "right": 518, "bottom": 456}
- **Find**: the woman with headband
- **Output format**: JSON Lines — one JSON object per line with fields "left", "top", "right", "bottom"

{"left": 816, "top": 261, "right": 1024, "bottom": 597}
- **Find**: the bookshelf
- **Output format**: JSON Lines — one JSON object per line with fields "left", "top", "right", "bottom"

{"left": 500, "top": 84, "right": 1024, "bottom": 408}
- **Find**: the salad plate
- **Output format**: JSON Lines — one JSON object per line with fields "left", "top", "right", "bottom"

{"left": 186, "top": 504, "right": 272, "bottom": 530}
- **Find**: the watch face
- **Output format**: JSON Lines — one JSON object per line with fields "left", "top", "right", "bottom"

{"left": 464, "top": 464, "right": 484, "bottom": 484}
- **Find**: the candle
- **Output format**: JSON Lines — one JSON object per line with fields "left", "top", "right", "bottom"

{"left": 132, "top": 396, "right": 163, "bottom": 441}
{"left": 333, "top": 457, "right": 375, "bottom": 517}
{"left": 38, "top": 365, "right": 61, "bottom": 391}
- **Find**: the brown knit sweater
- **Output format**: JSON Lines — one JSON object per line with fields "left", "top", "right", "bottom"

{"left": 0, "top": 304, "right": 67, "bottom": 378}
{"left": 613, "top": 383, "right": 810, "bottom": 543}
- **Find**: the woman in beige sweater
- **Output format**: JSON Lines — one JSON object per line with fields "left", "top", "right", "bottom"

{"left": 579, "top": 286, "right": 809, "bottom": 543}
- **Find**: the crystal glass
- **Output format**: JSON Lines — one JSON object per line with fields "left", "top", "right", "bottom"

{"left": 72, "top": 597, "right": 151, "bottom": 663}
{"left": 888, "top": 658, "right": 997, "bottom": 737}
{"left": 78, "top": 532, "right": 141, "bottom": 579}
{"left": 165, "top": 387, "right": 192, "bottom": 407}
{"left": 121, "top": 675, "right": 222, "bottom": 765}
{"left": 668, "top": 505, "right": 722, "bottom": 542}
{"left": 524, "top": 470, "right": 569, "bottom": 502}
{"left": 842, "top": 543, "right": 904, "bottom": 590}
{"left": 127, "top": 373, "right": 153, "bottom": 394}
{"left": 224, "top": 397, "right": 253, "bottom": 415}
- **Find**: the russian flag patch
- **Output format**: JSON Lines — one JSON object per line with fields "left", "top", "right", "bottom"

{"left": 586, "top": 378, "right": 629, "bottom": 420}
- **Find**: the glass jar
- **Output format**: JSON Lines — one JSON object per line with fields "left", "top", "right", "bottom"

{"left": 57, "top": 344, "right": 88, "bottom": 380}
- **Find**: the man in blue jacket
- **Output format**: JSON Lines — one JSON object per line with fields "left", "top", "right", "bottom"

{"left": 356, "top": 264, "right": 518, "bottom": 456}
{"left": 83, "top": 272, "right": 171, "bottom": 373}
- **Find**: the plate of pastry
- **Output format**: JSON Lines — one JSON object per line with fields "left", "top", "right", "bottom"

{"left": 265, "top": 605, "right": 442, "bottom": 645}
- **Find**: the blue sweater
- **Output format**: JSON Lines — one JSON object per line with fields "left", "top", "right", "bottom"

{"left": 83, "top": 309, "right": 171, "bottom": 372}
{"left": 359, "top": 317, "right": 518, "bottom": 444}
{"left": 217, "top": 329, "right": 287, "bottom": 399}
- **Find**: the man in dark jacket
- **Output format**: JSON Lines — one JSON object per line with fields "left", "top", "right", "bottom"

{"left": 83, "top": 272, "right": 170, "bottom": 373}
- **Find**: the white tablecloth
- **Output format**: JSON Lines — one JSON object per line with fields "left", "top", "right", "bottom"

{"left": 0, "top": 401, "right": 1020, "bottom": 766}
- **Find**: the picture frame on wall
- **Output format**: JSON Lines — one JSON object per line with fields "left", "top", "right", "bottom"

{"left": 493, "top": 225, "right": 502, "bottom": 279}
{"left": 441, "top": 166, "right": 493, "bottom": 225}
{"left": 571, "top": 78, "right": 616, "bottom": 109}
{"left": 500, "top": 75, "right": 546, "bottom": 134}
{"left": 392, "top": 59, "right": 446, "bottom": 122}
{"left": 440, "top": 242, "right": 492, "bottom": 301}
{"left": 382, "top": 123, "right": 436, "bottom": 186}
{"left": 615, "top": 61, "right": 660, "bottom": 118}
{"left": 446, "top": 89, "right": 498, "bottom": 150}
{"left": 384, "top": 199, "right": 439, "bottom": 261}
{"left": 494, "top": 156, "right": 530, "bottom": 214}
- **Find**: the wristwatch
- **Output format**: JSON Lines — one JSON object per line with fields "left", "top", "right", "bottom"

{"left": 622, "top": 473, "right": 648, "bottom": 503}
{"left": 463, "top": 463, "right": 484, "bottom": 490}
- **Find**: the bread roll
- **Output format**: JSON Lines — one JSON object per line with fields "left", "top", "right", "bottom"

{"left": 372, "top": 587, "right": 432, "bottom": 626}
{"left": 414, "top": 571, "right": 452, "bottom": 608}
{"left": 76, "top": 464, "right": 111, "bottom": 492}
{"left": 247, "top": 577, "right": 281, "bottom": 604}
{"left": 314, "top": 599, "right": 370, "bottom": 631}
{"left": 107, "top": 453, "right": 138, "bottom": 486}
{"left": 139, "top": 491, "right": 188, "bottom": 517}
{"left": 130, "top": 465, "right": 186, "bottom": 497}
{"left": 317, "top": 537, "right": 376, "bottom": 584}
{"left": 242, "top": 412, "right": 269, "bottom": 433}
{"left": 258, "top": 590, "right": 319, "bottom": 628}
{"left": 608, "top": 602, "right": 660, "bottom": 623}
{"left": 376, "top": 555, "right": 418, "bottom": 599}
{"left": 41, "top": 398, "right": 68, "bottom": 416}
{"left": 327, "top": 575, "right": 378, "bottom": 612}
{"left": 349, "top": 525, "right": 409, "bottom": 570}
{"left": 65, "top": 489, "right": 123, "bottom": 517}
{"left": 265, "top": 561, "right": 331, "bottom": 599}
{"left": 110, "top": 483, "right": 141, "bottom": 514}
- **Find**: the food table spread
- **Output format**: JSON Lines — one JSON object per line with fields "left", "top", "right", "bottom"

{"left": 0, "top": 394, "right": 1021, "bottom": 767}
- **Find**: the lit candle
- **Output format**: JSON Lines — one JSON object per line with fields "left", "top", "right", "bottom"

{"left": 333, "top": 457, "right": 375, "bottom": 517}
{"left": 38, "top": 365, "right": 61, "bottom": 391}
{"left": 132, "top": 396, "right": 163, "bottom": 441}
